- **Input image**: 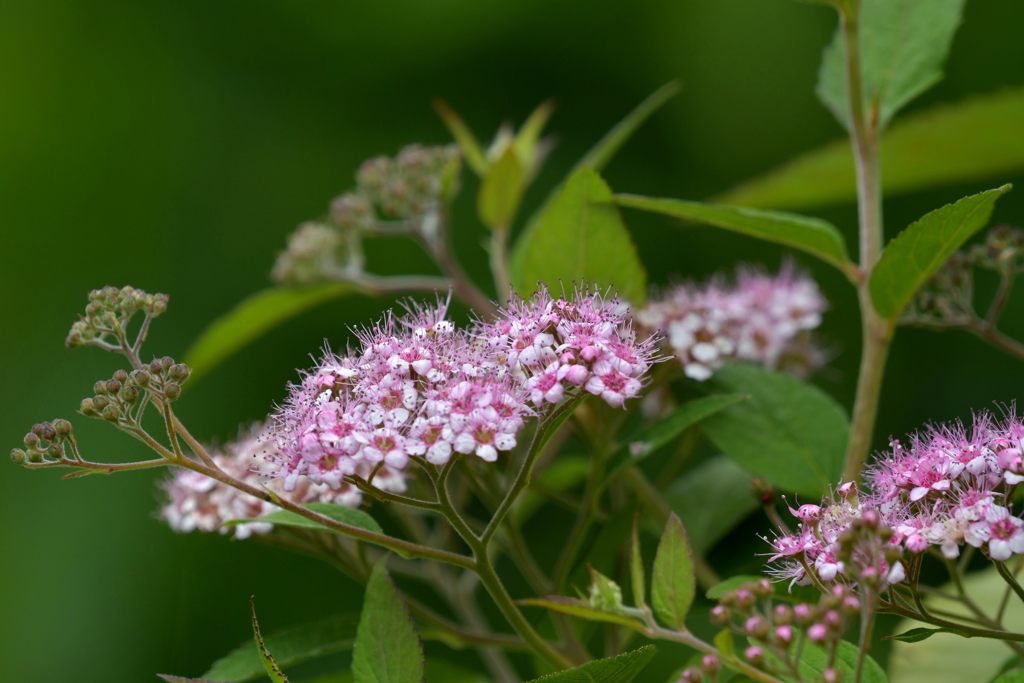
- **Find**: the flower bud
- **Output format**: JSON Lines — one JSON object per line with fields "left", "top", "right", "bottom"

{"left": 701, "top": 655, "right": 719, "bottom": 673}
{"left": 102, "top": 405, "right": 120, "bottom": 422}
{"left": 808, "top": 623, "right": 828, "bottom": 643}
{"left": 164, "top": 383, "right": 182, "bottom": 400}
{"left": 23, "top": 432, "right": 40, "bottom": 449}
{"left": 710, "top": 605, "right": 730, "bottom": 625}
{"left": 27, "top": 450, "right": 43, "bottom": 464}
{"left": 94, "top": 380, "right": 109, "bottom": 395}
{"left": 112, "top": 369, "right": 128, "bottom": 383}
{"left": 735, "top": 588, "right": 755, "bottom": 609}
{"left": 744, "top": 646, "right": 764, "bottom": 666}
{"left": 823, "top": 667, "right": 841, "bottom": 683}
{"left": 793, "top": 603, "right": 813, "bottom": 625}
{"left": 169, "top": 363, "right": 191, "bottom": 382}
{"left": 10, "top": 448, "right": 26, "bottom": 465}
{"left": 774, "top": 624, "right": 794, "bottom": 645}
{"left": 120, "top": 386, "right": 140, "bottom": 403}
{"left": 745, "top": 616, "right": 769, "bottom": 639}
{"left": 680, "top": 668, "right": 702, "bottom": 683}
{"left": 53, "top": 419, "right": 72, "bottom": 437}
{"left": 773, "top": 604, "right": 793, "bottom": 625}
{"left": 92, "top": 396, "right": 110, "bottom": 411}
{"left": 130, "top": 370, "right": 150, "bottom": 387}
{"left": 754, "top": 579, "right": 772, "bottom": 597}
{"left": 106, "top": 380, "right": 122, "bottom": 395}
{"left": 824, "top": 610, "right": 841, "bottom": 629}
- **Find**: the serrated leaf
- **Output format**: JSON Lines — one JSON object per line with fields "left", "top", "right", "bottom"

{"left": 614, "top": 195, "right": 853, "bottom": 276}
{"left": 701, "top": 364, "right": 848, "bottom": 498}
{"left": 817, "top": 0, "right": 964, "bottom": 130}
{"left": 185, "top": 284, "right": 359, "bottom": 384}
{"left": 203, "top": 614, "right": 357, "bottom": 682}
{"left": 663, "top": 457, "right": 758, "bottom": 555}
{"left": 433, "top": 100, "right": 487, "bottom": 174}
{"left": 510, "top": 168, "right": 646, "bottom": 302}
{"left": 353, "top": 561, "right": 424, "bottom": 683}
{"left": 870, "top": 185, "right": 1011, "bottom": 319}
{"left": 225, "top": 502, "right": 383, "bottom": 536}
{"left": 651, "top": 513, "right": 695, "bottom": 630}
{"left": 575, "top": 82, "right": 680, "bottom": 174}
{"left": 158, "top": 677, "right": 225, "bottom": 683}
{"left": 518, "top": 597, "right": 643, "bottom": 630}
{"left": 630, "top": 515, "right": 646, "bottom": 609}
{"left": 716, "top": 88, "right": 1024, "bottom": 210}
{"left": 526, "top": 646, "right": 657, "bottom": 683}
{"left": 477, "top": 146, "right": 525, "bottom": 230}
{"left": 249, "top": 597, "right": 289, "bottom": 683}
{"left": 603, "top": 394, "right": 747, "bottom": 485}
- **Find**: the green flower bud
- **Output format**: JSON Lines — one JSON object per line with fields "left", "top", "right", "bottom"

{"left": 130, "top": 370, "right": 150, "bottom": 387}
{"left": 102, "top": 405, "right": 120, "bottom": 422}
{"left": 94, "top": 380, "right": 109, "bottom": 395}
{"left": 53, "top": 419, "right": 72, "bottom": 437}
{"left": 169, "top": 363, "right": 190, "bottom": 382}
{"left": 10, "top": 448, "right": 26, "bottom": 465}
{"left": 163, "top": 383, "right": 182, "bottom": 400}
{"left": 112, "top": 369, "right": 128, "bottom": 383}
{"left": 80, "top": 398, "right": 96, "bottom": 416}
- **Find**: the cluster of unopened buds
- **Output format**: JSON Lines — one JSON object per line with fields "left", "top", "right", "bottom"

{"left": 638, "top": 264, "right": 826, "bottom": 381}
{"left": 674, "top": 653, "right": 720, "bottom": 683}
{"left": 65, "top": 285, "right": 167, "bottom": 349}
{"left": 160, "top": 424, "right": 391, "bottom": 539}
{"left": 269, "top": 287, "right": 658, "bottom": 491}
{"left": 273, "top": 144, "right": 459, "bottom": 285}
{"left": 710, "top": 579, "right": 863, "bottom": 683}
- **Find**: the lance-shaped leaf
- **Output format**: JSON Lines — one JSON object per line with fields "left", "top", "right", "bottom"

{"left": 817, "top": 0, "right": 965, "bottom": 130}
{"left": 477, "top": 146, "right": 525, "bottom": 230}
{"left": 650, "top": 513, "right": 695, "bottom": 630}
{"left": 203, "top": 614, "right": 358, "bottom": 682}
{"left": 353, "top": 562, "right": 424, "bottom": 683}
{"left": 225, "top": 502, "right": 384, "bottom": 536}
{"left": 701, "top": 364, "right": 848, "bottom": 497}
{"left": 870, "top": 185, "right": 1011, "bottom": 319}
{"left": 526, "top": 646, "right": 657, "bottom": 683}
{"left": 614, "top": 195, "right": 854, "bottom": 277}
{"left": 518, "top": 597, "right": 643, "bottom": 630}
{"left": 510, "top": 168, "right": 646, "bottom": 303}
{"left": 249, "top": 597, "right": 289, "bottom": 683}
{"left": 575, "top": 82, "right": 680, "bottom": 173}
{"left": 185, "top": 283, "right": 359, "bottom": 384}
{"left": 433, "top": 100, "right": 487, "bottom": 174}
{"left": 715, "top": 88, "right": 1024, "bottom": 211}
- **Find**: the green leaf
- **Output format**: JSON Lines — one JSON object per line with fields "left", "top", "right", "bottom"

{"left": 526, "top": 646, "right": 657, "bottom": 683}
{"left": 705, "top": 575, "right": 763, "bottom": 600}
{"left": 514, "top": 100, "right": 555, "bottom": 178}
{"left": 870, "top": 185, "right": 1012, "bottom": 318}
{"left": 650, "top": 513, "right": 695, "bottom": 630}
{"left": 587, "top": 566, "right": 625, "bottom": 612}
{"left": 225, "top": 502, "right": 384, "bottom": 536}
{"left": 185, "top": 284, "right": 358, "bottom": 384}
{"left": 890, "top": 566, "right": 1024, "bottom": 683}
{"left": 715, "top": 88, "right": 1024, "bottom": 211}
{"left": 713, "top": 630, "right": 735, "bottom": 660}
{"left": 158, "top": 677, "right": 225, "bottom": 683}
{"left": 304, "top": 661, "right": 488, "bottom": 683}
{"left": 701, "top": 364, "right": 849, "bottom": 498}
{"left": 510, "top": 168, "right": 646, "bottom": 303}
{"left": 614, "top": 195, "right": 853, "bottom": 276}
{"left": 353, "top": 561, "right": 424, "bottom": 683}
{"left": 518, "top": 597, "right": 643, "bottom": 630}
{"left": 575, "top": 82, "right": 680, "bottom": 174}
{"left": 791, "top": 641, "right": 887, "bottom": 682}
{"left": 993, "top": 671, "right": 1024, "bottom": 683}
{"left": 817, "top": 0, "right": 964, "bottom": 130}
{"left": 603, "top": 394, "right": 747, "bottom": 485}
{"left": 630, "top": 515, "right": 646, "bottom": 609}
{"left": 477, "top": 146, "right": 525, "bottom": 230}
{"left": 204, "top": 614, "right": 357, "bottom": 682}
{"left": 433, "top": 100, "right": 487, "bottom": 174}
{"left": 249, "top": 597, "right": 289, "bottom": 683}
{"left": 663, "top": 457, "right": 758, "bottom": 555}
{"left": 886, "top": 627, "right": 953, "bottom": 643}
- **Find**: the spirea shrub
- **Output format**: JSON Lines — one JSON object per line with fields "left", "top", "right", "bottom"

{"left": 11, "top": 2, "right": 1024, "bottom": 682}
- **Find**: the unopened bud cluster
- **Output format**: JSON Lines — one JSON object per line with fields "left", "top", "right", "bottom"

{"left": 79, "top": 358, "right": 190, "bottom": 427}
{"left": 674, "top": 654, "right": 719, "bottom": 683}
{"left": 712, "top": 579, "right": 859, "bottom": 682}
{"left": 969, "top": 224, "right": 1024, "bottom": 273}
{"left": 66, "top": 286, "right": 168, "bottom": 348}
{"left": 12, "top": 419, "right": 75, "bottom": 466}
{"left": 273, "top": 144, "right": 459, "bottom": 286}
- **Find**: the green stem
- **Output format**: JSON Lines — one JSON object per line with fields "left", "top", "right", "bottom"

{"left": 995, "top": 561, "right": 1024, "bottom": 605}
{"left": 839, "top": 0, "right": 893, "bottom": 483}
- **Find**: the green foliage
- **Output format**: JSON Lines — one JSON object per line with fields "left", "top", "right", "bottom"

{"left": 518, "top": 597, "right": 642, "bottom": 630}
{"left": 701, "top": 364, "right": 849, "bottom": 497}
{"left": 574, "top": 82, "right": 679, "bottom": 174}
{"left": 886, "top": 627, "right": 961, "bottom": 643}
{"left": 817, "top": 0, "right": 964, "bottom": 130}
{"left": 870, "top": 185, "right": 1012, "bottom": 319}
{"left": 662, "top": 457, "right": 757, "bottom": 555}
{"left": 705, "top": 575, "right": 763, "bottom": 600}
{"left": 226, "top": 502, "right": 384, "bottom": 536}
{"left": 352, "top": 562, "right": 424, "bottom": 683}
{"left": 159, "top": 676, "right": 225, "bottom": 683}
{"left": 650, "top": 513, "right": 695, "bottom": 631}
{"left": 203, "top": 615, "right": 357, "bottom": 682}
{"left": 788, "top": 641, "right": 888, "bottom": 682}
{"left": 477, "top": 146, "right": 525, "bottom": 230}
{"left": 614, "top": 195, "right": 853, "bottom": 276}
{"left": 993, "top": 671, "right": 1024, "bottom": 683}
{"left": 433, "top": 100, "right": 487, "bottom": 174}
{"left": 715, "top": 88, "right": 1024, "bottom": 210}
{"left": 305, "top": 662, "right": 488, "bottom": 683}
{"left": 525, "top": 646, "right": 657, "bottom": 683}
{"left": 249, "top": 598, "right": 290, "bottom": 683}
{"left": 587, "top": 567, "right": 624, "bottom": 612}
{"left": 510, "top": 168, "right": 646, "bottom": 302}
{"left": 602, "top": 394, "right": 746, "bottom": 485}
{"left": 185, "top": 284, "right": 357, "bottom": 384}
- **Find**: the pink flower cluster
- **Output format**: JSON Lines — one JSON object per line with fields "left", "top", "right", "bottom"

{"left": 268, "top": 289, "right": 656, "bottom": 491}
{"left": 638, "top": 265, "right": 825, "bottom": 381}
{"left": 478, "top": 287, "right": 659, "bottom": 409}
{"left": 159, "top": 426, "right": 387, "bottom": 539}
{"left": 766, "top": 410, "right": 1024, "bottom": 590}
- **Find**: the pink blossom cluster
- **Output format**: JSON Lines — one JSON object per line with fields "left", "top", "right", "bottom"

{"left": 638, "top": 265, "right": 825, "bottom": 381}
{"left": 478, "top": 287, "right": 659, "bottom": 409}
{"left": 269, "top": 289, "right": 656, "bottom": 492}
{"left": 159, "top": 426, "right": 393, "bottom": 539}
{"left": 766, "top": 410, "right": 1024, "bottom": 590}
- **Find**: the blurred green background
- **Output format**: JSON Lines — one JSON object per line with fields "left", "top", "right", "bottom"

{"left": 2, "top": 1, "right": 1023, "bottom": 680}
